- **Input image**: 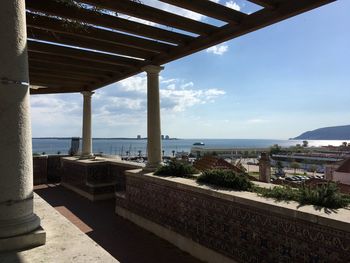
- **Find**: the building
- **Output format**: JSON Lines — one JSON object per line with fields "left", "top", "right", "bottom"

{"left": 333, "top": 158, "right": 350, "bottom": 185}
{"left": 1, "top": 1, "right": 344, "bottom": 262}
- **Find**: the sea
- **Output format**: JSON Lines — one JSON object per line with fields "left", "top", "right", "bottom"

{"left": 32, "top": 138, "right": 350, "bottom": 156}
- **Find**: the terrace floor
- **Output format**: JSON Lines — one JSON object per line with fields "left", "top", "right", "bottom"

{"left": 33, "top": 184, "right": 203, "bottom": 263}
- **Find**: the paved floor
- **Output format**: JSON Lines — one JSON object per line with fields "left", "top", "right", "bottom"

{"left": 34, "top": 184, "right": 203, "bottom": 263}
{"left": 0, "top": 194, "right": 118, "bottom": 263}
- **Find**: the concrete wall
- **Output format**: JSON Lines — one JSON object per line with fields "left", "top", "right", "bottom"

{"left": 116, "top": 172, "right": 350, "bottom": 263}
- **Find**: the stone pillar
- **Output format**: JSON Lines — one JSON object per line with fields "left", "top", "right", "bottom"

{"left": 81, "top": 91, "right": 94, "bottom": 158}
{"left": 259, "top": 152, "right": 271, "bottom": 183}
{"left": 142, "top": 65, "right": 164, "bottom": 170}
{"left": 0, "top": 0, "right": 45, "bottom": 251}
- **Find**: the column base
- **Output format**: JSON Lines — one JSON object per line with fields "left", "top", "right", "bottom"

{"left": 79, "top": 154, "right": 95, "bottom": 160}
{"left": 0, "top": 226, "right": 46, "bottom": 252}
{"left": 143, "top": 162, "right": 163, "bottom": 172}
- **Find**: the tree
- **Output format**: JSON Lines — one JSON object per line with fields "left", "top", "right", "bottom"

{"left": 235, "top": 160, "right": 247, "bottom": 173}
{"left": 302, "top": 140, "right": 308, "bottom": 147}
{"left": 309, "top": 164, "right": 318, "bottom": 175}
{"left": 276, "top": 161, "right": 283, "bottom": 171}
{"left": 269, "top": 144, "right": 282, "bottom": 155}
{"left": 290, "top": 161, "right": 300, "bottom": 175}
{"left": 172, "top": 150, "right": 176, "bottom": 157}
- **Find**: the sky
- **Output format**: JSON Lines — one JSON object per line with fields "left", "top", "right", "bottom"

{"left": 30, "top": 0, "right": 350, "bottom": 139}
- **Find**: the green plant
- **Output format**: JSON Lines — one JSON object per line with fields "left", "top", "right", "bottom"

{"left": 309, "top": 164, "right": 318, "bottom": 174}
{"left": 254, "top": 185, "right": 299, "bottom": 202}
{"left": 269, "top": 144, "right": 282, "bottom": 155}
{"left": 154, "top": 160, "right": 198, "bottom": 178}
{"left": 253, "top": 182, "right": 350, "bottom": 209}
{"left": 197, "top": 169, "right": 253, "bottom": 191}
{"left": 299, "top": 183, "right": 350, "bottom": 209}
{"left": 290, "top": 161, "right": 300, "bottom": 175}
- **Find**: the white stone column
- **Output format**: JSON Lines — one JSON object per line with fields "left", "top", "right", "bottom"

{"left": 0, "top": 0, "right": 45, "bottom": 251}
{"left": 142, "top": 65, "right": 164, "bottom": 170}
{"left": 81, "top": 91, "right": 94, "bottom": 158}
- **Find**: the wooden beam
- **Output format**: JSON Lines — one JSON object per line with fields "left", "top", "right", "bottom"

{"left": 26, "top": 0, "right": 335, "bottom": 93}
{"left": 30, "top": 76, "right": 91, "bottom": 86}
{"left": 29, "top": 78, "right": 88, "bottom": 87}
{"left": 29, "top": 72, "right": 99, "bottom": 82}
{"left": 29, "top": 61, "right": 116, "bottom": 78}
{"left": 247, "top": 0, "right": 277, "bottom": 9}
{"left": 27, "top": 40, "right": 140, "bottom": 68}
{"left": 29, "top": 68, "right": 105, "bottom": 82}
{"left": 28, "top": 52, "right": 126, "bottom": 73}
{"left": 26, "top": 0, "right": 193, "bottom": 45}
{"left": 30, "top": 86, "right": 85, "bottom": 95}
{"left": 159, "top": 0, "right": 247, "bottom": 23}
{"left": 151, "top": 0, "right": 336, "bottom": 65}
{"left": 86, "top": 0, "right": 335, "bottom": 91}
{"left": 76, "top": 0, "right": 217, "bottom": 35}
{"left": 26, "top": 13, "right": 172, "bottom": 53}
{"left": 27, "top": 28, "right": 156, "bottom": 59}
{"left": 29, "top": 67, "right": 108, "bottom": 81}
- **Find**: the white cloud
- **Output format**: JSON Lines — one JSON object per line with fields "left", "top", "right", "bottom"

{"left": 206, "top": 43, "right": 229, "bottom": 55}
{"left": 225, "top": 1, "right": 241, "bottom": 11}
{"left": 118, "top": 74, "right": 148, "bottom": 93}
{"left": 30, "top": 75, "right": 226, "bottom": 137}
{"left": 30, "top": 95, "right": 82, "bottom": 136}
{"left": 100, "top": 75, "right": 226, "bottom": 113}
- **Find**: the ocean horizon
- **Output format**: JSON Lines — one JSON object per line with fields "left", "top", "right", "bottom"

{"left": 32, "top": 138, "right": 350, "bottom": 156}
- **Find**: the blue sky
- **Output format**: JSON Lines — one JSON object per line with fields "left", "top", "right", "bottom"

{"left": 30, "top": 0, "right": 350, "bottom": 139}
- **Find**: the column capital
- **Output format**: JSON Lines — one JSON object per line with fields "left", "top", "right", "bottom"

{"left": 81, "top": 91, "right": 95, "bottom": 97}
{"left": 142, "top": 65, "right": 164, "bottom": 74}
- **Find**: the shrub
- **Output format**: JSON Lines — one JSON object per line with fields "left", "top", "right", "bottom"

{"left": 154, "top": 160, "right": 198, "bottom": 178}
{"left": 197, "top": 169, "right": 253, "bottom": 191}
{"left": 298, "top": 182, "right": 350, "bottom": 209}
{"left": 254, "top": 185, "right": 299, "bottom": 202}
{"left": 254, "top": 182, "right": 350, "bottom": 209}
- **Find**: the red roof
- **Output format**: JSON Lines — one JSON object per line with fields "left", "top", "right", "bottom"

{"left": 194, "top": 156, "right": 244, "bottom": 173}
{"left": 336, "top": 158, "right": 350, "bottom": 173}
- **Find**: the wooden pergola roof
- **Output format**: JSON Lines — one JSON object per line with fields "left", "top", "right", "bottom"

{"left": 26, "top": 0, "right": 335, "bottom": 95}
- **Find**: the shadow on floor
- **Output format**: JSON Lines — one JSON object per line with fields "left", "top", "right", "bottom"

{"left": 34, "top": 184, "right": 203, "bottom": 263}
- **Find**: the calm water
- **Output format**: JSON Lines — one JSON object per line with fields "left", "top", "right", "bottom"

{"left": 32, "top": 138, "right": 350, "bottom": 156}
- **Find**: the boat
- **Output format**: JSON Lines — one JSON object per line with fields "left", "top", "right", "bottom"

{"left": 193, "top": 142, "right": 205, "bottom": 146}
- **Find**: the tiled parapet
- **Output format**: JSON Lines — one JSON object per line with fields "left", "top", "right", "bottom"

{"left": 61, "top": 157, "right": 142, "bottom": 201}
{"left": 117, "top": 172, "right": 350, "bottom": 263}
{"left": 33, "top": 155, "right": 48, "bottom": 185}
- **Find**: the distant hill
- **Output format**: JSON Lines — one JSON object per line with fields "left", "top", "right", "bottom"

{"left": 292, "top": 125, "right": 350, "bottom": 140}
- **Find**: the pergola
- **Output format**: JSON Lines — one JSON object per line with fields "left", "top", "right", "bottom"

{"left": 26, "top": 0, "right": 334, "bottom": 94}
{"left": 0, "top": 0, "right": 335, "bottom": 253}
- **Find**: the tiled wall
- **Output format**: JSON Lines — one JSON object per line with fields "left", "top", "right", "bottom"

{"left": 117, "top": 174, "right": 350, "bottom": 263}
